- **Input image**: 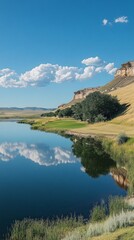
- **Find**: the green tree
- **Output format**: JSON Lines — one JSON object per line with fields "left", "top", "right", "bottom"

{"left": 81, "top": 91, "right": 121, "bottom": 122}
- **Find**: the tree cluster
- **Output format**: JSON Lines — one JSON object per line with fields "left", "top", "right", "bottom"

{"left": 42, "top": 91, "right": 122, "bottom": 123}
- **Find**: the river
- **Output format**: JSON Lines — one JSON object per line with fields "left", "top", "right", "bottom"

{"left": 0, "top": 121, "right": 126, "bottom": 238}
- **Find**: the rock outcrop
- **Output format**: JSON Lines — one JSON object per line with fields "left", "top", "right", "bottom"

{"left": 115, "top": 61, "right": 134, "bottom": 78}
{"left": 73, "top": 87, "right": 100, "bottom": 100}
{"left": 101, "top": 61, "right": 134, "bottom": 92}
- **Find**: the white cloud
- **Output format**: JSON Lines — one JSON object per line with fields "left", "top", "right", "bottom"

{"left": 95, "top": 67, "right": 104, "bottom": 73}
{"left": 102, "top": 19, "right": 108, "bottom": 26}
{"left": 76, "top": 66, "right": 95, "bottom": 80}
{"left": 0, "top": 57, "right": 116, "bottom": 88}
{"left": 108, "top": 68, "right": 117, "bottom": 75}
{"left": 104, "top": 63, "right": 117, "bottom": 75}
{"left": 103, "top": 16, "right": 129, "bottom": 26}
{"left": 54, "top": 66, "right": 80, "bottom": 83}
{"left": 115, "top": 16, "right": 128, "bottom": 23}
{"left": 81, "top": 56, "right": 102, "bottom": 66}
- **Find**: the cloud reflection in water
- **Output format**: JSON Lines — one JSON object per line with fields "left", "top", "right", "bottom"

{"left": 0, "top": 142, "right": 78, "bottom": 166}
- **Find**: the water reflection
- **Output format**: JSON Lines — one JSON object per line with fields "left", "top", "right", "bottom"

{"left": 72, "top": 137, "right": 128, "bottom": 190}
{"left": 72, "top": 137, "right": 116, "bottom": 178}
{"left": 0, "top": 138, "right": 129, "bottom": 191}
{"left": 0, "top": 142, "right": 78, "bottom": 166}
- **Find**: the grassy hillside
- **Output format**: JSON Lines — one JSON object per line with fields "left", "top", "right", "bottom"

{"left": 110, "top": 83, "right": 134, "bottom": 125}
{"left": 21, "top": 83, "right": 134, "bottom": 137}
{"left": 59, "top": 76, "right": 134, "bottom": 110}
{"left": 100, "top": 76, "right": 134, "bottom": 92}
{"left": 66, "top": 83, "right": 134, "bottom": 137}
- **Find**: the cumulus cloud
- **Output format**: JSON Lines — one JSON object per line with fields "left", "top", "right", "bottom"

{"left": 76, "top": 66, "right": 95, "bottom": 80}
{"left": 0, "top": 57, "right": 117, "bottom": 88}
{"left": 102, "top": 19, "right": 108, "bottom": 25}
{"left": 115, "top": 16, "right": 128, "bottom": 23}
{"left": 81, "top": 56, "right": 102, "bottom": 66}
{"left": 104, "top": 63, "right": 117, "bottom": 75}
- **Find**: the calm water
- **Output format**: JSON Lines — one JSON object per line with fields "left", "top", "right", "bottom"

{"left": 0, "top": 122, "right": 126, "bottom": 237}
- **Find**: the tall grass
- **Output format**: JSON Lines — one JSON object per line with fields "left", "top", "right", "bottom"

{"left": 63, "top": 211, "right": 134, "bottom": 240}
{"left": 7, "top": 217, "right": 84, "bottom": 240}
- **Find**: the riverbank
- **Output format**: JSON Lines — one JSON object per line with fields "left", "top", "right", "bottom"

{"left": 7, "top": 197, "right": 134, "bottom": 240}
{"left": 19, "top": 117, "right": 134, "bottom": 138}
{"left": 3, "top": 119, "right": 133, "bottom": 240}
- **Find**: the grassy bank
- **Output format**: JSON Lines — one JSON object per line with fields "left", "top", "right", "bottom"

{"left": 19, "top": 117, "right": 134, "bottom": 138}
{"left": 19, "top": 117, "right": 88, "bottom": 133}
{"left": 7, "top": 206, "right": 134, "bottom": 240}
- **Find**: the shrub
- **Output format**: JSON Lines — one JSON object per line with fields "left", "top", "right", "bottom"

{"left": 116, "top": 133, "right": 129, "bottom": 145}
{"left": 90, "top": 204, "right": 106, "bottom": 222}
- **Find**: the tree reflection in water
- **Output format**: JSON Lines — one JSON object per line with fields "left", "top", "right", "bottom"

{"left": 72, "top": 137, "right": 116, "bottom": 178}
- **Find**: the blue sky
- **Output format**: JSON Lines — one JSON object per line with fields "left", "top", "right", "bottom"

{"left": 0, "top": 0, "right": 133, "bottom": 108}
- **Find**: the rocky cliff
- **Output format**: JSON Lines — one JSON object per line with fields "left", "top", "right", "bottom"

{"left": 73, "top": 87, "right": 100, "bottom": 100}
{"left": 101, "top": 61, "right": 134, "bottom": 92}
{"left": 115, "top": 61, "right": 134, "bottom": 78}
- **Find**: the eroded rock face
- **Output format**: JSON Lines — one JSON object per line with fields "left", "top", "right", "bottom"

{"left": 74, "top": 87, "right": 100, "bottom": 100}
{"left": 115, "top": 61, "right": 134, "bottom": 78}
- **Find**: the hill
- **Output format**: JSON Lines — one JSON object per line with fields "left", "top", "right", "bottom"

{"left": 65, "top": 83, "right": 134, "bottom": 137}
{"left": 59, "top": 61, "right": 134, "bottom": 109}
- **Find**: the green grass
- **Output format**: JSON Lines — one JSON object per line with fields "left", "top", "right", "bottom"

{"left": 19, "top": 118, "right": 87, "bottom": 133}
{"left": 45, "top": 119, "right": 87, "bottom": 130}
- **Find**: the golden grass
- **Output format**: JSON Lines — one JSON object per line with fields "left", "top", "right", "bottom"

{"left": 69, "top": 83, "right": 134, "bottom": 137}
{"left": 110, "top": 83, "right": 134, "bottom": 125}
{"left": 69, "top": 122, "right": 134, "bottom": 137}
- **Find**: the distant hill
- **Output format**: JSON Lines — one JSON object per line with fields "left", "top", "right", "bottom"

{"left": 0, "top": 107, "right": 55, "bottom": 111}
{"left": 0, "top": 107, "right": 56, "bottom": 119}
